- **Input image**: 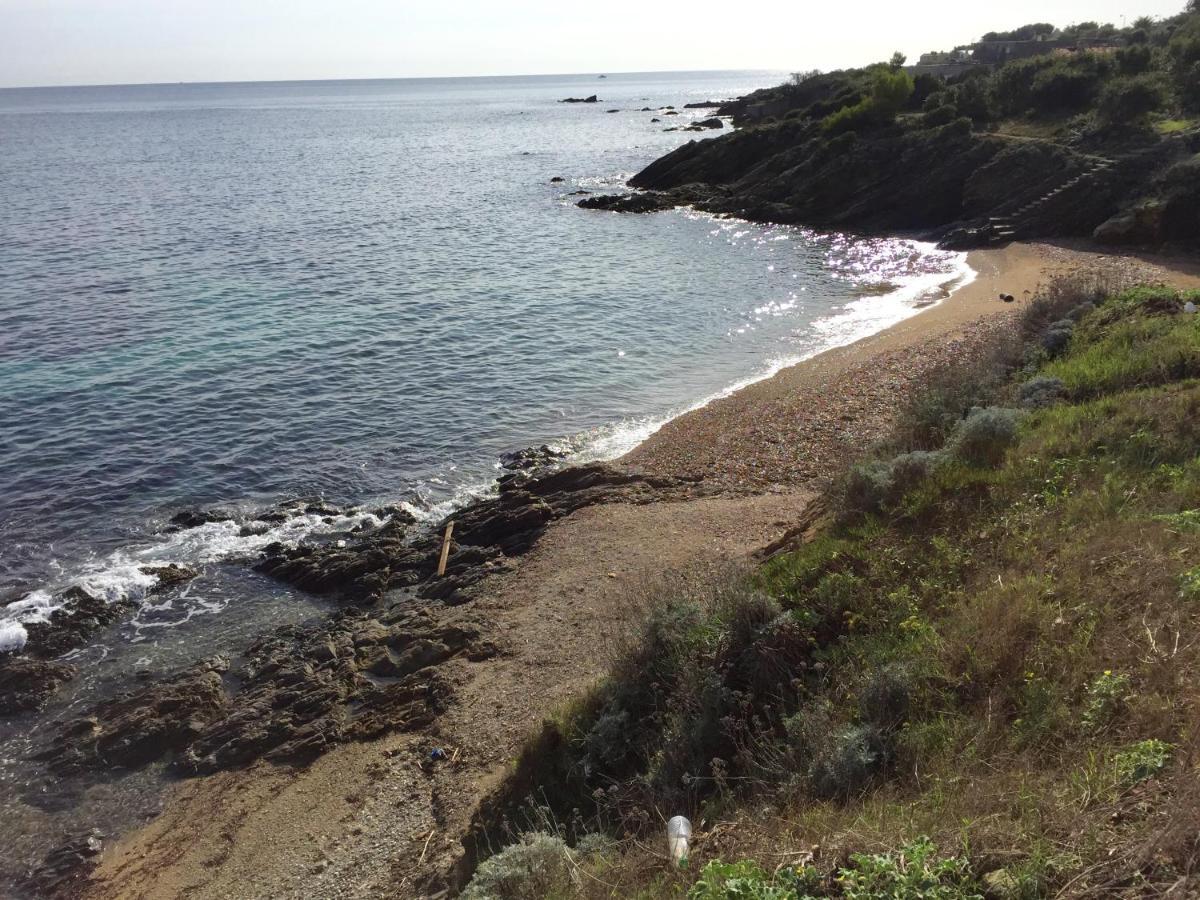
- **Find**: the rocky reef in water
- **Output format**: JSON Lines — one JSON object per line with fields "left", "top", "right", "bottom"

{"left": 7, "top": 460, "right": 704, "bottom": 786}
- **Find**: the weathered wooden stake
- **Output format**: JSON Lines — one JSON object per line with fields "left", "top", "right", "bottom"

{"left": 436, "top": 520, "right": 455, "bottom": 577}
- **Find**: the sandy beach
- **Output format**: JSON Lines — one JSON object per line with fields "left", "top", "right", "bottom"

{"left": 80, "top": 241, "right": 1200, "bottom": 899}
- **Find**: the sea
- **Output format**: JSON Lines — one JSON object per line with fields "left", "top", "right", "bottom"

{"left": 0, "top": 71, "right": 972, "bottom": 884}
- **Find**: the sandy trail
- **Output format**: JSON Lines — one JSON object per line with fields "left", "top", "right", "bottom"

{"left": 83, "top": 242, "right": 1200, "bottom": 899}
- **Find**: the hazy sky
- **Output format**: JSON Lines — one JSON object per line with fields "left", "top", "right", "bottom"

{"left": 0, "top": 0, "right": 1190, "bottom": 88}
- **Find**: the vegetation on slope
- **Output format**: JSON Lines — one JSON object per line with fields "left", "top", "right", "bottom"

{"left": 461, "top": 277, "right": 1200, "bottom": 898}
{"left": 626, "top": 6, "right": 1200, "bottom": 248}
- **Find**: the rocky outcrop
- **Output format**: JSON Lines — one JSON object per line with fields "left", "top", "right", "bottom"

{"left": 258, "top": 463, "right": 700, "bottom": 604}
{"left": 684, "top": 100, "right": 725, "bottom": 108}
{"left": 23, "top": 831, "right": 104, "bottom": 899}
{"left": 617, "top": 109, "right": 1196, "bottom": 248}
{"left": 498, "top": 444, "right": 567, "bottom": 472}
{"left": 684, "top": 117, "right": 724, "bottom": 131}
{"left": 36, "top": 600, "right": 493, "bottom": 777}
{"left": 21, "top": 587, "right": 136, "bottom": 659}
{"left": 42, "top": 656, "right": 231, "bottom": 774}
{"left": 179, "top": 604, "right": 486, "bottom": 773}
{"left": 577, "top": 192, "right": 677, "bottom": 213}
{"left": 559, "top": 95, "right": 598, "bottom": 103}
{"left": 0, "top": 655, "right": 75, "bottom": 714}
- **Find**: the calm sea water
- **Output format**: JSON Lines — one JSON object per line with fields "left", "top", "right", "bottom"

{"left": 0, "top": 72, "right": 970, "bottom": 883}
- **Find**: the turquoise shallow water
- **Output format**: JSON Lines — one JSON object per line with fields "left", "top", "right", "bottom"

{"left": 0, "top": 72, "right": 973, "bottom": 885}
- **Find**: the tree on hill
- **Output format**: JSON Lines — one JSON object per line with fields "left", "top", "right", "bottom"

{"left": 981, "top": 22, "right": 1055, "bottom": 42}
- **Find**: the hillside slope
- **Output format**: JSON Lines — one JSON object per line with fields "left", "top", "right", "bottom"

{"left": 460, "top": 278, "right": 1200, "bottom": 898}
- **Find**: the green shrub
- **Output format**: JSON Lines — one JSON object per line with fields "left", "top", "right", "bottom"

{"left": 1116, "top": 43, "right": 1154, "bottom": 76}
{"left": 1113, "top": 738, "right": 1172, "bottom": 785}
{"left": 1030, "top": 64, "right": 1103, "bottom": 113}
{"left": 843, "top": 450, "right": 943, "bottom": 516}
{"left": 1018, "top": 376, "right": 1066, "bottom": 409}
{"left": 945, "top": 408, "right": 1022, "bottom": 468}
{"left": 824, "top": 69, "right": 914, "bottom": 133}
{"left": 461, "top": 832, "right": 576, "bottom": 900}
{"left": 689, "top": 859, "right": 823, "bottom": 900}
{"left": 809, "top": 723, "right": 888, "bottom": 799}
{"left": 1098, "top": 75, "right": 1167, "bottom": 125}
{"left": 839, "top": 838, "right": 983, "bottom": 899}
{"left": 1081, "top": 670, "right": 1131, "bottom": 731}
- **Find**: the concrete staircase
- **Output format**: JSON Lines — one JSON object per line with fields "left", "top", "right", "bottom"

{"left": 986, "top": 156, "right": 1116, "bottom": 244}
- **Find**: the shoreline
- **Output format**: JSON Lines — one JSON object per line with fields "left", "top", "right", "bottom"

{"left": 67, "top": 241, "right": 1200, "bottom": 899}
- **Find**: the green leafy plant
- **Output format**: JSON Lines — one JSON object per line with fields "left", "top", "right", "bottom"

{"left": 688, "top": 859, "right": 822, "bottom": 900}
{"left": 838, "top": 838, "right": 983, "bottom": 899}
{"left": 1081, "top": 670, "right": 1131, "bottom": 731}
{"left": 1113, "top": 739, "right": 1173, "bottom": 785}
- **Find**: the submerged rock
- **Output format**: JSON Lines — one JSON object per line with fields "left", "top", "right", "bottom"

{"left": 684, "top": 117, "right": 724, "bottom": 131}
{"left": 42, "top": 656, "right": 231, "bottom": 773}
{"left": 24, "top": 830, "right": 104, "bottom": 898}
{"left": 22, "top": 587, "right": 134, "bottom": 658}
{"left": 559, "top": 95, "right": 598, "bottom": 103}
{"left": 0, "top": 655, "right": 76, "bottom": 715}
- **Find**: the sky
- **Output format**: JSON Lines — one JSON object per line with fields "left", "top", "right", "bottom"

{"left": 0, "top": 0, "right": 1191, "bottom": 89}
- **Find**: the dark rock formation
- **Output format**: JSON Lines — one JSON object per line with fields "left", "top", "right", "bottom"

{"left": 167, "top": 508, "right": 233, "bottom": 530}
{"left": 684, "top": 117, "right": 724, "bottom": 131}
{"left": 684, "top": 100, "right": 724, "bottom": 108}
{"left": 141, "top": 563, "right": 199, "bottom": 592}
{"left": 0, "top": 655, "right": 75, "bottom": 714}
{"left": 22, "top": 587, "right": 135, "bottom": 659}
{"left": 178, "top": 605, "right": 480, "bottom": 773}
{"left": 559, "top": 95, "right": 598, "bottom": 103}
{"left": 41, "top": 656, "right": 231, "bottom": 774}
{"left": 549, "top": 176, "right": 564, "bottom": 183}
{"left": 499, "top": 444, "right": 567, "bottom": 472}
{"left": 258, "top": 463, "right": 699, "bottom": 605}
{"left": 577, "top": 192, "right": 675, "bottom": 213}
{"left": 606, "top": 109, "right": 620, "bottom": 113}
{"left": 36, "top": 602, "right": 492, "bottom": 776}
{"left": 23, "top": 830, "right": 103, "bottom": 899}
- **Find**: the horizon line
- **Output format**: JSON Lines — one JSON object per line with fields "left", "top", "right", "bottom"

{"left": 0, "top": 67, "right": 785, "bottom": 93}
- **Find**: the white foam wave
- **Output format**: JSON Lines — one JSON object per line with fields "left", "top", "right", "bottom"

{"left": 0, "top": 622, "right": 27, "bottom": 654}
{"left": 1, "top": 508, "right": 387, "bottom": 639}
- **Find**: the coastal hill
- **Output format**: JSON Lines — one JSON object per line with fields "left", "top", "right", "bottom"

{"left": 590, "top": 6, "right": 1200, "bottom": 252}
